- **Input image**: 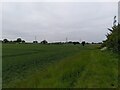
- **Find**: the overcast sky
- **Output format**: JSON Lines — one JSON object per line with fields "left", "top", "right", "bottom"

{"left": 2, "top": 2, "right": 118, "bottom": 43}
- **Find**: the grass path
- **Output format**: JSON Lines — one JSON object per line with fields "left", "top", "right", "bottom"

{"left": 6, "top": 45, "right": 118, "bottom": 88}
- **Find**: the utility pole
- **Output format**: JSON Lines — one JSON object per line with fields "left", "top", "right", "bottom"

{"left": 113, "top": 16, "right": 117, "bottom": 26}
{"left": 66, "top": 37, "right": 68, "bottom": 43}
{"left": 80, "top": 38, "right": 81, "bottom": 43}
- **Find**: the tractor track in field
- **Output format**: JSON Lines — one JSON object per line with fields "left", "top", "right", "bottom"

{"left": 2, "top": 51, "right": 42, "bottom": 58}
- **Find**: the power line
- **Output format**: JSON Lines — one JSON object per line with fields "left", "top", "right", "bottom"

{"left": 35, "top": 36, "right": 36, "bottom": 41}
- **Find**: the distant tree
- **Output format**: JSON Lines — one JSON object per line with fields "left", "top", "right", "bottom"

{"left": 9, "top": 40, "right": 13, "bottom": 43}
{"left": 54, "top": 42, "right": 62, "bottom": 44}
{"left": 98, "top": 42, "right": 102, "bottom": 44}
{"left": 68, "top": 41, "right": 73, "bottom": 44}
{"left": 86, "top": 42, "right": 89, "bottom": 44}
{"left": 13, "top": 40, "right": 17, "bottom": 43}
{"left": 33, "top": 41, "right": 38, "bottom": 43}
{"left": 82, "top": 41, "right": 85, "bottom": 46}
{"left": 3, "top": 39, "right": 9, "bottom": 43}
{"left": 41, "top": 40, "right": 48, "bottom": 44}
{"left": 22, "top": 40, "right": 25, "bottom": 43}
{"left": 16, "top": 38, "right": 22, "bottom": 43}
{"left": 73, "top": 42, "right": 80, "bottom": 45}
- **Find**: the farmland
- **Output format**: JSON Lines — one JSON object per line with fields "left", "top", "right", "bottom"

{"left": 2, "top": 44, "right": 118, "bottom": 88}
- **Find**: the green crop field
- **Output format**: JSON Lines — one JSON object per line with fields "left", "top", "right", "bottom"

{"left": 2, "top": 44, "right": 118, "bottom": 88}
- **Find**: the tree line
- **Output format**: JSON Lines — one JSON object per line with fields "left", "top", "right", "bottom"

{"left": 2, "top": 38, "right": 103, "bottom": 46}
{"left": 2, "top": 38, "right": 48, "bottom": 44}
{"left": 2, "top": 38, "right": 25, "bottom": 43}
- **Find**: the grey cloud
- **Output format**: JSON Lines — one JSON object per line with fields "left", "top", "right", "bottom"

{"left": 2, "top": 2, "right": 117, "bottom": 42}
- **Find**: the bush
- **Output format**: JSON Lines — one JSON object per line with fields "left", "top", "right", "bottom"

{"left": 102, "top": 24, "right": 120, "bottom": 52}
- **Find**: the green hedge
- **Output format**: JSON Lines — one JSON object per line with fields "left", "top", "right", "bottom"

{"left": 102, "top": 24, "right": 120, "bottom": 52}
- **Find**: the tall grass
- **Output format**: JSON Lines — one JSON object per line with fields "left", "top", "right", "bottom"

{"left": 3, "top": 44, "right": 118, "bottom": 88}
{"left": 2, "top": 44, "right": 81, "bottom": 87}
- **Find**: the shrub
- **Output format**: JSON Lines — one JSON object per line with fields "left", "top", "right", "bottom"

{"left": 102, "top": 24, "right": 120, "bottom": 52}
